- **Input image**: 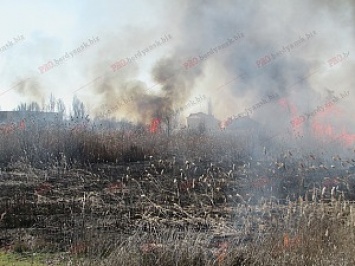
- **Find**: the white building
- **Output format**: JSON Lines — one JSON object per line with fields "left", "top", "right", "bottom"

{"left": 186, "top": 112, "right": 220, "bottom": 131}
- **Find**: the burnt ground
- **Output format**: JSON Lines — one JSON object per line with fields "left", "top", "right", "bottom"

{"left": 0, "top": 156, "right": 354, "bottom": 257}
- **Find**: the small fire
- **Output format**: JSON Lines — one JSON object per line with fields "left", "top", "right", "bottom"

{"left": 219, "top": 117, "right": 233, "bottom": 129}
{"left": 310, "top": 102, "right": 355, "bottom": 146}
{"left": 278, "top": 97, "right": 303, "bottom": 136}
{"left": 19, "top": 119, "right": 26, "bottom": 130}
{"left": 277, "top": 97, "right": 355, "bottom": 146}
{"left": 149, "top": 118, "right": 161, "bottom": 133}
{"left": 277, "top": 98, "right": 289, "bottom": 109}
{"left": 339, "top": 131, "right": 355, "bottom": 146}
{"left": 278, "top": 97, "right": 298, "bottom": 116}
{"left": 311, "top": 121, "right": 334, "bottom": 139}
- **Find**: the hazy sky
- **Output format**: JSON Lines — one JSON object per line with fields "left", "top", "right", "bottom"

{"left": 0, "top": 0, "right": 354, "bottom": 129}
{"left": 0, "top": 0, "right": 172, "bottom": 111}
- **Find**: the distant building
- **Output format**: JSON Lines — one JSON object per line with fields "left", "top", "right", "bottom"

{"left": 186, "top": 112, "right": 220, "bottom": 131}
{"left": 0, "top": 111, "right": 63, "bottom": 130}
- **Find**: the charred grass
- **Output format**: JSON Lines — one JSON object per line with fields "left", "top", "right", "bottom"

{"left": 0, "top": 127, "right": 355, "bottom": 265}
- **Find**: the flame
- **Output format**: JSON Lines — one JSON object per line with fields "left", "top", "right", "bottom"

{"left": 278, "top": 98, "right": 289, "bottom": 109}
{"left": 149, "top": 118, "right": 161, "bottom": 133}
{"left": 278, "top": 97, "right": 303, "bottom": 136}
{"left": 18, "top": 119, "right": 26, "bottom": 130}
{"left": 219, "top": 117, "right": 232, "bottom": 129}
{"left": 309, "top": 102, "right": 355, "bottom": 146}
{"left": 339, "top": 131, "right": 355, "bottom": 146}
{"left": 283, "top": 233, "right": 301, "bottom": 249}
{"left": 278, "top": 97, "right": 354, "bottom": 147}
{"left": 311, "top": 121, "right": 334, "bottom": 139}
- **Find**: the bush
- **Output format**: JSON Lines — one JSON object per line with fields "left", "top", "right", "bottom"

{"left": 13, "top": 241, "right": 29, "bottom": 254}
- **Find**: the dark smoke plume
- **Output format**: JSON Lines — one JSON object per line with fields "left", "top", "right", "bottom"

{"left": 15, "top": 77, "right": 45, "bottom": 106}
{"left": 85, "top": 0, "right": 354, "bottom": 134}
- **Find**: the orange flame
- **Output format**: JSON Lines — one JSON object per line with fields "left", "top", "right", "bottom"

{"left": 339, "top": 131, "right": 355, "bottom": 146}
{"left": 283, "top": 233, "right": 301, "bottom": 249}
{"left": 311, "top": 121, "right": 334, "bottom": 139}
{"left": 278, "top": 97, "right": 355, "bottom": 146}
{"left": 149, "top": 118, "right": 161, "bottom": 133}
{"left": 219, "top": 117, "right": 233, "bottom": 129}
{"left": 278, "top": 98, "right": 303, "bottom": 136}
{"left": 18, "top": 119, "right": 26, "bottom": 130}
{"left": 310, "top": 103, "right": 355, "bottom": 146}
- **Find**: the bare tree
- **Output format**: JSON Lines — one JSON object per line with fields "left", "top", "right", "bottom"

{"left": 56, "top": 99, "right": 66, "bottom": 115}
{"left": 15, "top": 102, "right": 41, "bottom": 111}
{"left": 71, "top": 96, "right": 87, "bottom": 122}
{"left": 49, "top": 93, "right": 56, "bottom": 112}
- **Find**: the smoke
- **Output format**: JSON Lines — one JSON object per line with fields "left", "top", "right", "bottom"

{"left": 91, "top": 40, "right": 204, "bottom": 123}
{"left": 15, "top": 77, "right": 45, "bottom": 106}
{"left": 91, "top": 56, "right": 201, "bottom": 123}
{"left": 84, "top": 0, "right": 354, "bottom": 133}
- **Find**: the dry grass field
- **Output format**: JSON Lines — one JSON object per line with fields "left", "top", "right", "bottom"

{"left": 0, "top": 125, "right": 355, "bottom": 265}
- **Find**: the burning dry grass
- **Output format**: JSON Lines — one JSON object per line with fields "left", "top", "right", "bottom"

{"left": 246, "top": 201, "right": 355, "bottom": 265}
{"left": 1, "top": 125, "right": 355, "bottom": 265}
{"left": 56, "top": 200, "right": 355, "bottom": 266}
{"left": 2, "top": 169, "right": 355, "bottom": 265}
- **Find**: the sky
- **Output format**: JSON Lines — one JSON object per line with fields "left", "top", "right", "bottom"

{"left": 0, "top": 0, "right": 173, "bottom": 111}
{"left": 0, "top": 0, "right": 354, "bottom": 131}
